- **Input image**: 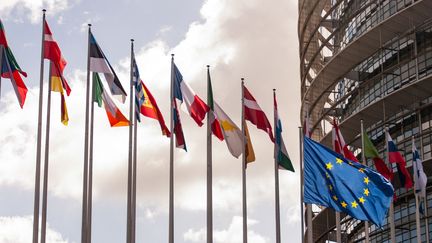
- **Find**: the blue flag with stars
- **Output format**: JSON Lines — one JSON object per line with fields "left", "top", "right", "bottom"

{"left": 304, "top": 137, "right": 394, "bottom": 227}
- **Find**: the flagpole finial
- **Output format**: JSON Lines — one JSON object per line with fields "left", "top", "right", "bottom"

{"left": 88, "top": 24, "right": 92, "bottom": 27}
{"left": 42, "top": 9, "right": 46, "bottom": 13}
{"left": 207, "top": 65, "right": 210, "bottom": 68}
{"left": 131, "top": 39, "right": 134, "bottom": 42}
{"left": 273, "top": 88, "right": 276, "bottom": 92}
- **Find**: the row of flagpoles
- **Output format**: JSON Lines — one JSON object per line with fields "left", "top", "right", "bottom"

{"left": 0, "top": 11, "right": 296, "bottom": 243}
{"left": 302, "top": 110, "right": 429, "bottom": 242}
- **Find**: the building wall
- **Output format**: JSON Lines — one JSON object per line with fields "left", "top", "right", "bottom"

{"left": 299, "top": 0, "right": 432, "bottom": 242}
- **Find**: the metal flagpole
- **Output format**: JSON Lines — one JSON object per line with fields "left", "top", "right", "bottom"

{"left": 360, "top": 120, "right": 370, "bottom": 242}
{"left": 33, "top": 9, "right": 46, "bottom": 243}
{"left": 385, "top": 125, "right": 396, "bottom": 243}
{"left": 0, "top": 45, "right": 3, "bottom": 99}
{"left": 413, "top": 136, "right": 421, "bottom": 243}
{"left": 241, "top": 78, "right": 248, "bottom": 243}
{"left": 335, "top": 212, "right": 341, "bottom": 243}
{"left": 169, "top": 54, "right": 175, "bottom": 243}
{"left": 81, "top": 23, "right": 92, "bottom": 243}
{"left": 40, "top": 63, "right": 53, "bottom": 243}
{"left": 206, "top": 65, "right": 213, "bottom": 243}
{"left": 418, "top": 111, "right": 430, "bottom": 243}
{"left": 87, "top": 67, "right": 96, "bottom": 243}
{"left": 273, "top": 89, "right": 281, "bottom": 243}
{"left": 132, "top": 39, "right": 138, "bottom": 243}
{"left": 127, "top": 39, "right": 134, "bottom": 243}
{"left": 299, "top": 126, "right": 305, "bottom": 243}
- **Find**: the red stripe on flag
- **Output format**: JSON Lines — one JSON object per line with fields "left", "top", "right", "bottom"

{"left": 189, "top": 95, "right": 209, "bottom": 127}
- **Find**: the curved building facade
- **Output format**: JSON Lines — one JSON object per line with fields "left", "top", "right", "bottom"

{"left": 299, "top": 0, "right": 432, "bottom": 242}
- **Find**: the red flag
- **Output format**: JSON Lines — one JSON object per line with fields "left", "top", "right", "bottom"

{"left": 243, "top": 85, "right": 274, "bottom": 142}
{"left": 386, "top": 132, "right": 413, "bottom": 189}
{"left": 140, "top": 81, "right": 171, "bottom": 137}
{"left": 332, "top": 119, "right": 358, "bottom": 162}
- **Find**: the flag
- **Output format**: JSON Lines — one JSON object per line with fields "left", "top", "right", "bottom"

{"left": 89, "top": 32, "right": 127, "bottom": 102}
{"left": 304, "top": 136, "right": 394, "bottom": 227}
{"left": 132, "top": 56, "right": 145, "bottom": 122}
{"left": 0, "top": 20, "right": 27, "bottom": 108}
{"left": 140, "top": 81, "right": 171, "bottom": 137}
{"left": 363, "top": 132, "right": 393, "bottom": 180}
{"left": 207, "top": 69, "right": 224, "bottom": 141}
{"left": 93, "top": 73, "right": 129, "bottom": 127}
{"left": 51, "top": 63, "right": 69, "bottom": 125}
{"left": 173, "top": 63, "right": 209, "bottom": 126}
{"left": 332, "top": 119, "right": 358, "bottom": 162}
{"left": 44, "top": 20, "right": 71, "bottom": 125}
{"left": 243, "top": 85, "right": 274, "bottom": 142}
{"left": 173, "top": 100, "right": 186, "bottom": 150}
{"left": 244, "top": 121, "right": 255, "bottom": 163}
{"left": 412, "top": 139, "right": 427, "bottom": 198}
{"left": 386, "top": 132, "right": 413, "bottom": 189}
{"left": 214, "top": 102, "right": 243, "bottom": 158}
{"left": 274, "top": 92, "right": 294, "bottom": 172}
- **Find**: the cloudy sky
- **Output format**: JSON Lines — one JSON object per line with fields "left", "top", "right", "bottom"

{"left": 0, "top": 0, "right": 301, "bottom": 242}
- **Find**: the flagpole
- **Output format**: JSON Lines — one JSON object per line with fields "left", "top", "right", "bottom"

{"left": 241, "top": 78, "right": 248, "bottom": 243}
{"left": 385, "top": 125, "right": 396, "bottom": 243}
{"left": 0, "top": 45, "right": 3, "bottom": 99}
{"left": 87, "top": 68, "right": 95, "bottom": 243}
{"left": 360, "top": 120, "right": 370, "bottom": 242}
{"left": 206, "top": 65, "right": 213, "bottom": 243}
{"left": 33, "top": 9, "right": 46, "bottom": 243}
{"left": 298, "top": 126, "right": 305, "bottom": 242}
{"left": 40, "top": 63, "right": 53, "bottom": 243}
{"left": 81, "top": 23, "right": 92, "bottom": 243}
{"left": 132, "top": 39, "right": 138, "bottom": 243}
{"left": 418, "top": 111, "right": 430, "bottom": 243}
{"left": 127, "top": 39, "right": 134, "bottom": 243}
{"left": 169, "top": 54, "right": 175, "bottom": 243}
{"left": 273, "top": 89, "right": 281, "bottom": 243}
{"left": 413, "top": 136, "right": 421, "bottom": 243}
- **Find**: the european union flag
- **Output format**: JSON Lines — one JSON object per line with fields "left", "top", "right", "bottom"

{"left": 304, "top": 137, "right": 394, "bottom": 227}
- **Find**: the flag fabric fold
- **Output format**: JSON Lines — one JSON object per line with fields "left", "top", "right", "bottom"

{"left": 274, "top": 93, "right": 294, "bottom": 172}
{"left": 93, "top": 73, "right": 129, "bottom": 127}
{"left": 214, "top": 102, "right": 243, "bottom": 158}
{"left": 332, "top": 119, "right": 358, "bottom": 162}
{"left": 243, "top": 85, "right": 274, "bottom": 142}
{"left": 0, "top": 20, "right": 27, "bottom": 108}
{"left": 363, "top": 132, "right": 393, "bottom": 181}
{"left": 173, "top": 100, "right": 186, "bottom": 150}
{"left": 173, "top": 63, "right": 209, "bottom": 126}
{"left": 304, "top": 136, "right": 394, "bottom": 227}
{"left": 89, "top": 32, "right": 127, "bottom": 102}
{"left": 207, "top": 70, "right": 224, "bottom": 141}
{"left": 412, "top": 139, "right": 427, "bottom": 197}
{"left": 44, "top": 20, "right": 70, "bottom": 125}
{"left": 386, "top": 132, "right": 413, "bottom": 189}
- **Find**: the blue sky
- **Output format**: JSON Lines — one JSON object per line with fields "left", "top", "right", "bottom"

{"left": 0, "top": 0, "right": 301, "bottom": 242}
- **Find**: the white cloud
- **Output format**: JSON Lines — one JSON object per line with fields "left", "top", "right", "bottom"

{"left": 183, "top": 216, "right": 269, "bottom": 243}
{"left": 0, "top": 216, "right": 69, "bottom": 243}
{"left": 0, "top": 0, "right": 69, "bottom": 24}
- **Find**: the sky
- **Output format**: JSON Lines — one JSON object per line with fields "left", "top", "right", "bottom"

{"left": 0, "top": 0, "right": 301, "bottom": 242}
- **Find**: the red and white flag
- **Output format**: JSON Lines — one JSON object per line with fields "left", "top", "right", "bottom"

{"left": 173, "top": 63, "right": 209, "bottom": 126}
{"left": 332, "top": 119, "right": 358, "bottom": 162}
{"left": 243, "top": 85, "right": 274, "bottom": 142}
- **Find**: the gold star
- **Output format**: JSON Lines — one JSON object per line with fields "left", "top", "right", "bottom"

{"left": 351, "top": 201, "right": 358, "bottom": 208}
{"left": 336, "top": 158, "right": 343, "bottom": 165}
{"left": 358, "top": 168, "right": 365, "bottom": 173}
{"left": 341, "top": 201, "right": 347, "bottom": 208}
{"left": 348, "top": 162, "right": 353, "bottom": 165}
{"left": 326, "top": 162, "right": 333, "bottom": 170}
{"left": 363, "top": 188, "right": 370, "bottom": 196}
{"left": 363, "top": 177, "right": 370, "bottom": 185}
{"left": 326, "top": 172, "right": 330, "bottom": 178}
{"left": 333, "top": 195, "right": 338, "bottom": 201}
{"left": 359, "top": 197, "right": 366, "bottom": 204}
{"left": 328, "top": 184, "right": 333, "bottom": 191}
